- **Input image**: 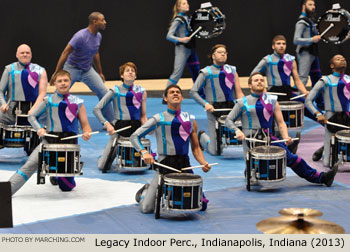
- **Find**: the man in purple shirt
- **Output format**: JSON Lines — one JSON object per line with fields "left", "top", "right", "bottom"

{"left": 52, "top": 12, "right": 113, "bottom": 121}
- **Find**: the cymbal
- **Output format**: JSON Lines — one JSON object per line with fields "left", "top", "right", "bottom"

{"left": 279, "top": 208, "right": 323, "bottom": 217}
{"left": 256, "top": 216, "right": 345, "bottom": 234}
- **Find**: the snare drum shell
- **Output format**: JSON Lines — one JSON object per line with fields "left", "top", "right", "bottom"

{"left": 278, "top": 101, "right": 304, "bottom": 129}
{"left": 117, "top": 137, "right": 151, "bottom": 169}
{"left": 1, "top": 125, "right": 31, "bottom": 148}
{"left": 335, "top": 130, "right": 350, "bottom": 162}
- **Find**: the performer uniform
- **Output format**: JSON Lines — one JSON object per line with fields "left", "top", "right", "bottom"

{"left": 225, "top": 93, "right": 334, "bottom": 186}
{"left": 166, "top": 12, "right": 200, "bottom": 87}
{"left": 305, "top": 73, "right": 350, "bottom": 167}
{"left": 93, "top": 83, "right": 145, "bottom": 170}
{"left": 130, "top": 108, "right": 208, "bottom": 213}
{"left": 0, "top": 62, "right": 45, "bottom": 124}
{"left": 8, "top": 92, "right": 84, "bottom": 195}
{"left": 190, "top": 64, "right": 236, "bottom": 155}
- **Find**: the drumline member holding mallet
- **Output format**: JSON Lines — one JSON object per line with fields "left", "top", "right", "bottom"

{"left": 166, "top": 0, "right": 200, "bottom": 89}
{"left": 93, "top": 62, "right": 147, "bottom": 172}
{"left": 251, "top": 35, "right": 314, "bottom": 154}
{"left": 8, "top": 70, "right": 92, "bottom": 195}
{"left": 190, "top": 44, "right": 244, "bottom": 155}
{"left": 225, "top": 72, "right": 337, "bottom": 187}
{"left": 305, "top": 55, "right": 350, "bottom": 167}
{"left": 130, "top": 85, "right": 211, "bottom": 213}
{"left": 0, "top": 44, "right": 48, "bottom": 150}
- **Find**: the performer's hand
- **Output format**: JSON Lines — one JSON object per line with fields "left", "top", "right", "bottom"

{"left": 204, "top": 103, "right": 214, "bottom": 113}
{"left": 201, "top": 163, "right": 211, "bottom": 173}
{"left": 178, "top": 37, "right": 191, "bottom": 43}
{"left": 142, "top": 152, "right": 154, "bottom": 165}
{"left": 317, "top": 114, "right": 327, "bottom": 125}
{"left": 1, "top": 104, "right": 9, "bottom": 113}
{"left": 312, "top": 35, "right": 321, "bottom": 43}
{"left": 37, "top": 128, "right": 47, "bottom": 137}
{"left": 82, "top": 131, "right": 91, "bottom": 141}
{"left": 235, "top": 130, "right": 246, "bottom": 141}
{"left": 303, "top": 90, "right": 309, "bottom": 97}
{"left": 105, "top": 122, "right": 115, "bottom": 135}
{"left": 284, "top": 136, "right": 293, "bottom": 146}
{"left": 99, "top": 73, "right": 106, "bottom": 82}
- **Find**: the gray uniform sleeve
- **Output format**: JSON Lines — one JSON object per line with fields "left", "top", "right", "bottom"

{"left": 293, "top": 21, "right": 313, "bottom": 46}
{"left": 93, "top": 89, "right": 115, "bottom": 125}
{"left": 166, "top": 19, "right": 182, "bottom": 44}
{"left": 130, "top": 116, "right": 158, "bottom": 152}
{"left": 190, "top": 72, "right": 208, "bottom": 107}
{"left": 0, "top": 68, "right": 9, "bottom": 105}
{"left": 28, "top": 97, "right": 48, "bottom": 131}
{"left": 251, "top": 58, "right": 267, "bottom": 75}
{"left": 225, "top": 101, "right": 242, "bottom": 132}
{"left": 305, "top": 78, "right": 325, "bottom": 115}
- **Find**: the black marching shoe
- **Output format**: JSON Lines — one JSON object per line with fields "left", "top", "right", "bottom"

{"left": 312, "top": 146, "right": 324, "bottom": 161}
{"left": 50, "top": 177, "right": 58, "bottom": 186}
{"left": 197, "top": 130, "right": 205, "bottom": 150}
{"left": 322, "top": 163, "right": 338, "bottom": 187}
{"left": 287, "top": 132, "right": 301, "bottom": 154}
{"left": 135, "top": 183, "right": 150, "bottom": 203}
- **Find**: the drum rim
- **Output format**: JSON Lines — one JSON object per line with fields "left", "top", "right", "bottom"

{"left": 250, "top": 145, "right": 286, "bottom": 158}
{"left": 164, "top": 173, "right": 203, "bottom": 185}
{"left": 43, "top": 144, "right": 80, "bottom": 151}
{"left": 278, "top": 101, "right": 305, "bottom": 110}
{"left": 117, "top": 138, "right": 150, "bottom": 146}
{"left": 335, "top": 130, "right": 350, "bottom": 142}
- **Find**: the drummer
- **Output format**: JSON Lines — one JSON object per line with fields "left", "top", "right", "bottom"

{"left": 225, "top": 72, "right": 337, "bottom": 187}
{"left": 93, "top": 62, "right": 147, "bottom": 171}
{"left": 305, "top": 55, "right": 350, "bottom": 168}
{"left": 130, "top": 85, "right": 211, "bottom": 213}
{"left": 251, "top": 35, "right": 314, "bottom": 153}
{"left": 0, "top": 44, "right": 48, "bottom": 145}
{"left": 190, "top": 44, "right": 244, "bottom": 155}
{"left": 8, "top": 70, "right": 92, "bottom": 195}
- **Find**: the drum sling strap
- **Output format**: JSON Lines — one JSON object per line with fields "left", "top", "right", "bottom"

{"left": 176, "top": 15, "right": 196, "bottom": 49}
{"left": 298, "top": 16, "right": 319, "bottom": 56}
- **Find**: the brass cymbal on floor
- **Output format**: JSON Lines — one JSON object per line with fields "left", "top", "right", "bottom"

{"left": 279, "top": 208, "right": 323, "bottom": 218}
{"left": 256, "top": 216, "right": 345, "bottom": 234}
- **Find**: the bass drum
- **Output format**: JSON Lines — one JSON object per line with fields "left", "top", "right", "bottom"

{"left": 190, "top": 6, "right": 225, "bottom": 39}
{"left": 317, "top": 8, "right": 350, "bottom": 44}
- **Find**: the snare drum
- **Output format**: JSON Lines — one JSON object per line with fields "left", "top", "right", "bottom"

{"left": 1, "top": 125, "right": 32, "bottom": 148}
{"left": 161, "top": 173, "right": 203, "bottom": 212}
{"left": 317, "top": 8, "right": 350, "bottom": 44}
{"left": 278, "top": 101, "right": 304, "bottom": 129}
{"left": 116, "top": 137, "right": 151, "bottom": 171}
{"left": 190, "top": 6, "right": 225, "bottom": 39}
{"left": 334, "top": 130, "right": 350, "bottom": 162}
{"left": 217, "top": 115, "right": 242, "bottom": 146}
{"left": 40, "top": 144, "right": 82, "bottom": 176}
{"left": 249, "top": 146, "right": 286, "bottom": 182}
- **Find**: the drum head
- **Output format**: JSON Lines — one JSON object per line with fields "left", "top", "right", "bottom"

{"left": 117, "top": 137, "right": 150, "bottom": 147}
{"left": 218, "top": 115, "right": 227, "bottom": 124}
{"left": 335, "top": 130, "right": 350, "bottom": 143}
{"left": 251, "top": 146, "right": 286, "bottom": 159}
{"left": 317, "top": 9, "right": 350, "bottom": 44}
{"left": 190, "top": 7, "right": 225, "bottom": 39}
{"left": 164, "top": 173, "right": 202, "bottom": 185}
{"left": 278, "top": 101, "right": 304, "bottom": 110}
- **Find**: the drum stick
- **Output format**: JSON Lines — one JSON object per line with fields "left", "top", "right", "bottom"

{"left": 266, "top": 92, "right": 287, "bottom": 96}
{"left": 61, "top": 131, "right": 100, "bottom": 140}
{"left": 320, "top": 23, "right": 334, "bottom": 37}
{"left": 44, "top": 133, "right": 59, "bottom": 138}
{"left": 326, "top": 121, "right": 350, "bottom": 129}
{"left": 107, "top": 125, "right": 132, "bottom": 135}
{"left": 290, "top": 94, "right": 306, "bottom": 100}
{"left": 271, "top": 137, "right": 299, "bottom": 144}
{"left": 189, "top": 26, "right": 202, "bottom": 39}
{"left": 213, "top": 108, "right": 233, "bottom": 112}
{"left": 4, "top": 100, "right": 11, "bottom": 109}
{"left": 181, "top": 162, "right": 219, "bottom": 171}
{"left": 153, "top": 162, "right": 181, "bottom": 173}
{"left": 240, "top": 137, "right": 267, "bottom": 143}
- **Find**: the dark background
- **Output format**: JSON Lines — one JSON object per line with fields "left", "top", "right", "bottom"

{"left": 1, "top": 0, "right": 350, "bottom": 80}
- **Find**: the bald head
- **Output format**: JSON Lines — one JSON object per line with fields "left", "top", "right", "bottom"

{"left": 16, "top": 44, "right": 32, "bottom": 65}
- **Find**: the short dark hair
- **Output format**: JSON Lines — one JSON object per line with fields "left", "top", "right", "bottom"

{"left": 272, "top": 35, "right": 287, "bottom": 45}
{"left": 51, "top": 70, "right": 71, "bottom": 85}
{"left": 301, "top": 0, "right": 315, "bottom": 7}
{"left": 329, "top": 54, "right": 345, "bottom": 67}
{"left": 88, "top": 12, "right": 103, "bottom": 24}
{"left": 164, "top": 84, "right": 183, "bottom": 97}
{"left": 248, "top": 72, "right": 264, "bottom": 85}
{"left": 208, "top": 44, "right": 227, "bottom": 62}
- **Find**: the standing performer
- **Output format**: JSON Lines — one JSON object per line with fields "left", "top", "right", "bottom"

{"left": 93, "top": 62, "right": 147, "bottom": 171}
{"left": 0, "top": 44, "right": 47, "bottom": 125}
{"left": 251, "top": 35, "right": 312, "bottom": 153}
{"left": 166, "top": 0, "right": 200, "bottom": 88}
{"left": 52, "top": 12, "right": 113, "bottom": 121}
{"left": 8, "top": 70, "right": 92, "bottom": 195}
{"left": 225, "top": 73, "right": 337, "bottom": 187}
{"left": 305, "top": 55, "right": 350, "bottom": 167}
{"left": 293, "top": 0, "right": 323, "bottom": 107}
{"left": 190, "top": 44, "right": 244, "bottom": 155}
{"left": 130, "top": 85, "right": 211, "bottom": 213}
